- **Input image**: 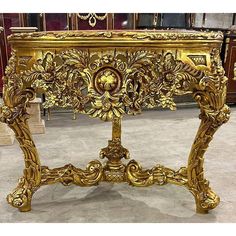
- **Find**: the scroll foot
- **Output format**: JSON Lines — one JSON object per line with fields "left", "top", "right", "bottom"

{"left": 190, "top": 183, "right": 220, "bottom": 214}
{"left": 7, "top": 177, "right": 35, "bottom": 212}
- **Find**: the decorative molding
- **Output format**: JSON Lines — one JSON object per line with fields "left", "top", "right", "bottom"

{"left": 8, "top": 30, "right": 224, "bottom": 41}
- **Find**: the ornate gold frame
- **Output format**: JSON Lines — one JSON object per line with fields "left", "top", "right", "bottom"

{"left": 0, "top": 30, "right": 230, "bottom": 214}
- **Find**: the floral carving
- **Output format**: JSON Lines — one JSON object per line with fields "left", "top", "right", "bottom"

{"left": 8, "top": 49, "right": 207, "bottom": 121}
{"left": 26, "top": 49, "right": 209, "bottom": 120}
{"left": 1, "top": 32, "right": 230, "bottom": 214}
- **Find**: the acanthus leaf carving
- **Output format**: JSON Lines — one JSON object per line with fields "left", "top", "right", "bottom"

{"left": 1, "top": 34, "right": 230, "bottom": 214}
{"left": 4, "top": 48, "right": 209, "bottom": 122}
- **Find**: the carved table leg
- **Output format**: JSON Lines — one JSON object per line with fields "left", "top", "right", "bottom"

{"left": 2, "top": 110, "right": 41, "bottom": 212}
{"left": 187, "top": 78, "right": 230, "bottom": 213}
{"left": 0, "top": 114, "right": 40, "bottom": 212}
{"left": 0, "top": 65, "right": 41, "bottom": 212}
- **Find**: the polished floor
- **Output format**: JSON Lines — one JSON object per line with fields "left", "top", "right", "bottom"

{"left": 0, "top": 107, "right": 236, "bottom": 223}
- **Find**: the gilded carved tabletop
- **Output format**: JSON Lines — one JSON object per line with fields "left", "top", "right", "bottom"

{"left": 0, "top": 30, "right": 230, "bottom": 214}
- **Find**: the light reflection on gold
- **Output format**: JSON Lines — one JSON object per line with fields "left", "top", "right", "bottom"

{"left": 0, "top": 30, "right": 230, "bottom": 214}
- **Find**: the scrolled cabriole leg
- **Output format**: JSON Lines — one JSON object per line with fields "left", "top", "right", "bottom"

{"left": 1, "top": 104, "right": 41, "bottom": 212}
{"left": 187, "top": 105, "right": 230, "bottom": 214}
{"left": 0, "top": 51, "right": 41, "bottom": 212}
{"left": 188, "top": 48, "right": 230, "bottom": 213}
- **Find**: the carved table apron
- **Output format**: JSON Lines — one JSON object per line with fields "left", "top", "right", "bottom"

{"left": 0, "top": 30, "right": 230, "bottom": 213}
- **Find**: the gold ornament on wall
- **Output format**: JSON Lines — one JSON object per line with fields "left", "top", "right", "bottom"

{"left": 77, "top": 13, "right": 107, "bottom": 27}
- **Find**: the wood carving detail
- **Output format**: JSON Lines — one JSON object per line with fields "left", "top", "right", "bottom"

{"left": 4, "top": 49, "right": 212, "bottom": 121}
{"left": 41, "top": 160, "right": 103, "bottom": 186}
{"left": 187, "top": 48, "right": 230, "bottom": 213}
{"left": 8, "top": 31, "right": 224, "bottom": 41}
{"left": 0, "top": 40, "right": 230, "bottom": 214}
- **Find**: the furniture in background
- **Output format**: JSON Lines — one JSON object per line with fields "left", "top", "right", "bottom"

{"left": 0, "top": 98, "right": 14, "bottom": 145}
{"left": 0, "top": 26, "right": 7, "bottom": 93}
{"left": 0, "top": 27, "right": 15, "bottom": 145}
{"left": 224, "top": 29, "right": 236, "bottom": 103}
{"left": 27, "top": 98, "right": 45, "bottom": 134}
{"left": 193, "top": 13, "right": 236, "bottom": 29}
{"left": 0, "top": 96, "right": 45, "bottom": 145}
{"left": 0, "top": 121, "right": 14, "bottom": 145}
{"left": 136, "top": 13, "right": 192, "bottom": 29}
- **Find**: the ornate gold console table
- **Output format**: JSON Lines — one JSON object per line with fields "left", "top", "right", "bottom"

{"left": 0, "top": 30, "right": 230, "bottom": 214}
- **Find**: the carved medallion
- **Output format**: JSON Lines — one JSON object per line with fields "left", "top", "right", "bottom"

{"left": 94, "top": 67, "right": 121, "bottom": 94}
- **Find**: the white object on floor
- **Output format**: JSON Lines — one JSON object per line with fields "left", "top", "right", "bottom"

{"left": 0, "top": 122, "right": 15, "bottom": 145}
{"left": 0, "top": 97, "right": 15, "bottom": 145}
{"left": 27, "top": 98, "right": 46, "bottom": 134}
